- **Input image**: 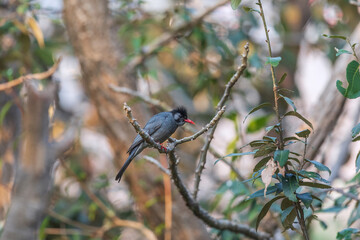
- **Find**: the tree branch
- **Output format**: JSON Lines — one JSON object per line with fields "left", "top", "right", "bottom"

{"left": 0, "top": 57, "right": 61, "bottom": 92}
{"left": 143, "top": 155, "right": 170, "bottom": 175}
{"left": 125, "top": 0, "right": 230, "bottom": 71}
{"left": 193, "top": 43, "right": 249, "bottom": 200}
{"left": 167, "top": 151, "right": 271, "bottom": 239}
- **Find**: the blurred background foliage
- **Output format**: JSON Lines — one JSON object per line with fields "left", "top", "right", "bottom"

{"left": 1, "top": 0, "right": 360, "bottom": 239}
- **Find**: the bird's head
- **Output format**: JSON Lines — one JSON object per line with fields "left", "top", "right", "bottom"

{"left": 171, "top": 106, "right": 195, "bottom": 126}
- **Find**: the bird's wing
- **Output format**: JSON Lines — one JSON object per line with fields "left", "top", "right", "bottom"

{"left": 126, "top": 113, "right": 167, "bottom": 153}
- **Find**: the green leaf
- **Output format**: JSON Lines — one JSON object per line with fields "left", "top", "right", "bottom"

{"left": 337, "top": 228, "right": 360, "bottom": 240}
{"left": 243, "top": 102, "right": 272, "bottom": 123}
{"left": 295, "top": 129, "right": 311, "bottom": 138}
{"left": 278, "top": 73, "right": 287, "bottom": 85}
{"left": 249, "top": 185, "right": 281, "bottom": 199}
{"left": 242, "top": 6, "right": 260, "bottom": 13}
{"left": 299, "top": 181, "right": 332, "bottom": 189}
{"left": 305, "top": 159, "right": 331, "bottom": 175}
{"left": 265, "top": 57, "right": 282, "bottom": 67}
{"left": 356, "top": 151, "right": 360, "bottom": 173}
{"left": 298, "top": 170, "right": 330, "bottom": 184}
{"left": 280, "top": 174, "right": 299, "bottom": 202}
{"left": 231, "top": 0, "right": 242, "bottom": 10}
{"left": 284, "top": 111, "right": 313, "bottom": 129}
{"left": 335, "top": 49, "right": 352, "bottom": 57}
{"left": 352, "top": 136, "right": 360, "bottom": 142}
{"left": 256, "top": 196, "right": 285, "bottom": 230}
{"left": 322, "top": 34, "right": 347, "bottom": 40}
{"left": 351, "top": 123, "right": 360, "bottom": 138}
{"left": 246, "top": 114, "right": 272, "bottom": 133}
{"left": 254, "top": 144, "right": 276, "bottom": 158}
{"left": 336, "top": 60, "right": 360, "bottom": 99}
{"left": 296, "top": 193, "right": 313, "bottom": 208}
{"left": 253, "top": 156, "right": 272, "bottom": 172}
{"left": 279, "top": 94, "right": 296, "bottom": 112}
{"left": 281, "top": 206, "right": 294, "bottom": 223}
{"left": 274, "top": 150, "right": 289, "bottom": 167}
{"left": 0, "top": 102, "right": 12, "bottom": 126}
{"left": 265, "top": 123, "right": 280, "bottom": 133}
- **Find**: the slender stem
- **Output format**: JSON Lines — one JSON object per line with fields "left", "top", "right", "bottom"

{"left": 294, "top": 202, "right": 310, "bottom": 240}
{"left": 346, "top": 39, "right": 360, "bottom": 62}
{"left": 257, "top": 0, "right": 284, "bottom": 150}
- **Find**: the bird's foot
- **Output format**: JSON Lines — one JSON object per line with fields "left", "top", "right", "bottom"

{"left": 158, "top": 143, "right": 167, "bottom": 151}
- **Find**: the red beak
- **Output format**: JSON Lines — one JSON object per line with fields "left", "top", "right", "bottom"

{"left": 184, "top": 119, "right": 195, "bottom": 125}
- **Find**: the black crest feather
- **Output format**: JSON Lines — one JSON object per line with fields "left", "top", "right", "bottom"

{"left": 171, "top": 106, "right": 188, "bottom": 118}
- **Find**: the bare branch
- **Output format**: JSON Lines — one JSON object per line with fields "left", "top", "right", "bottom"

{"left": 143, "top": 155, "right": 170, "bottom": 175}
{"left": 193, "top": 43, "right": 249, "bottom": 200}
{"left": 0, "top": 57, "right": 62, "bottom": 92}
{"left": 167, "top": 151, "right": 271, "bottom": 240}
{"left": 125, "top": 0, "right": 230, "bottom": 71}
{"left": 109, "top": 84, "right": 171, "bottom": 110}
{"left": 174, "top": 106, "right": 226, "bottom": 145}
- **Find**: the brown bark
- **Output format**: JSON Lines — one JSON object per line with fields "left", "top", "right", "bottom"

{"left": 0, "top": 83, "right": 56, "bottom": 240}
{"left": 62, "top": 0, "right": 209, "bottom": 239}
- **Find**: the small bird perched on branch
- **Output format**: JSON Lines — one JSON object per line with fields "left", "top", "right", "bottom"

{"left": 115, "top": 107, "right": 195, "bottom": 182}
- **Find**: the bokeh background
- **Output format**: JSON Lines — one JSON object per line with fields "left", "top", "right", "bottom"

{"left": 1, "top": 0, "right": 360, "bottom": 239}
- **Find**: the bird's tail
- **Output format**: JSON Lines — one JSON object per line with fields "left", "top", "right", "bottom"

{"left": 115, "top": 146, "right": 142, "bottom": 182}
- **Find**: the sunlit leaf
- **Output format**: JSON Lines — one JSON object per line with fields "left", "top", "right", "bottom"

{"left": 247, "top": 115, "right": 272, "bottom": 133}
{"left": 336, "top": 61, "right": 360, "bottom": 99}
{"left": 231, "top": 0, "right": 242, "bottom": 10}
{"left": 256, "top": 196, "right": 284, "bottom": 230}
{"left": 26, "top": 16, "right": 45, "bottom": 48}
{"left": 335, "top": 48, "right": 352, "bottom": 57}
{"left": 261, "top": 160, "right": 277, "bottom": 196}
{"left": 265, "top": 57, "right": 282, "bottom": 67}
{"left": 322, "top": 34, "right": 347, "bottom": 40}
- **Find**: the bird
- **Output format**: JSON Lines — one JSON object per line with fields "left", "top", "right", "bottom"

{"left": 115, "top": 106, "right": 195, "bottom": 182}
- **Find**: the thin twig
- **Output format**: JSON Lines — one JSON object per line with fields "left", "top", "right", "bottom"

{"left": 125, "top": 0, "right": 230, "bottom": 71}
{"left": 257, "top": 0, "right": 284, "bottom": 150}
{"left": 59, "top": 159, "right": 157, "bottom": 240}
{"left": 0, "top": 57, "right": 62, "bottom": 92}
{"left": 192, "top": 43, "right": 249, "bottom": 200}
{"left": 109, "top": 84, "right": 171, "bottom": 110}
{"left": 167, "top": 151, "right": 271, "bottom": 240}
{"left": 143, "top": 155, "right": 170, "bottom": 175}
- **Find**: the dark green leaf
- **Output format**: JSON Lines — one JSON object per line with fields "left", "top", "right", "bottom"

{"left": 305, "top": 159, "right": 331, "bottom": 175}
{"left": 279, "top": 73, "right": 287, "bottom": 85}
{"left": 265, "top": 123, "right": 280, "bottom": 133}
{"left": 322, "top": 34, "right": 347, "bottom": 40}
{"left": 299, "top": 181, "right": 332, "bottom": 189}
{"left": 352, "top": 136, "right": 360, "bottom": 142}
{"left": 284, "top": 136, "right": 301, "bottom": 142}
{"left": 336, "top": 228, "right": 360, "bottom": 240}
{"left": 242, "top": 6, "right": 260, "bottom": 13}
{"left": 256, "top": 196, "right": 285, "bottom": 230}
{"left": 231, "top": 0, "right": 242, "bottom": 10}
{"left": 281, "top": 206, "right": 294, "bottom": 223}
{"left": 243, "top": 102, "right": 272, "bottom": 123}
{"left": 265, "top": 57, "right": 282, "bottom": 67}
{"left": 352, "top": 123, "right": 360, "bottom": 138}
{"left": 249, "top": 185, "right": 279, "bottom": 199}
{"left": 274, "top": 150, "right": 289, "bottom": 167}
{"left": 280, "top": 174, "right": 299, "bottom": 202}
{"left": 0, "top": 102, "right": 12, "bottom": 126}
{"left": 284, "top": 111, "right": 313, "bottom": 129}
{"left": 336, "top": 61, "right": 360, "bottom": 99}
{"left": 279, "top": 94, "right": 296, "bottom": 112}
{"left": 296, "top": 193, "right": 313, "bottom": 208}
{"left": 254, "top": 144, "right": 276, "bottom": 158}
{"left": 298, "top": 170, "right": 330, "bottom": 184}
{"left": 335, "top": 49, "right": 352, "bottom": 57}
{"left": 295, "top": 129, "right": 311, "bottom": 138}
{"left": 253, "top": 156, "right": 272, "bottom": 172}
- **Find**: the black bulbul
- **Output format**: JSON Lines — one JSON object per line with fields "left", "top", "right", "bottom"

{"left": 115, "top": 107, "right": 195, "bottom": 182}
